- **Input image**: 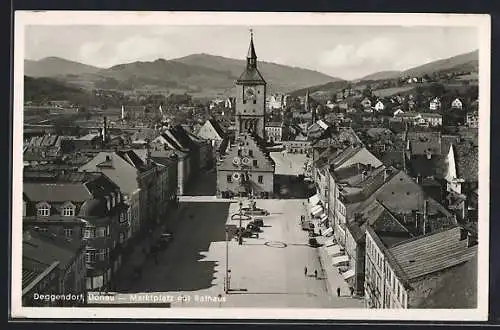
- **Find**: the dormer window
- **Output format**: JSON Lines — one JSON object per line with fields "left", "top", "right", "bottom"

{"left": 62, "top": 202, "right": 75, "bottom": 217}
{"left": 116, "top": 192, "right": 121, "bottom": 204}
{"left": 111, "top": 192, "right": 116, "bottom": 207}
{"left": 37, "top": 202, "right": 50, "bottom": 217}
{"left": 105, "top": 196, "right": 111, "bottom": 210}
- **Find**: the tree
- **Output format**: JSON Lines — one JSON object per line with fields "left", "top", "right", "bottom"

{"left": 429, "top": 83, "right": 446, "bottom": 98}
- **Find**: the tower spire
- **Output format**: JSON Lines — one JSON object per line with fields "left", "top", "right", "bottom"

{"left": 247, "top": 28, "right": 257, "bottom": 69}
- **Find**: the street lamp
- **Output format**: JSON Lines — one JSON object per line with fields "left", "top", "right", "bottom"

{"left": 224, "top": 227, "right": 231, "bottom": 294}
{"left": 238, "top": 200, "right": 243, "bottom": 230}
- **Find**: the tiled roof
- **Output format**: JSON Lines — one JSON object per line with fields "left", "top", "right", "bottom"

{"left": 237, "top": 67, "right": 266, "bottom": 83}
{"left": 366, "top": 128, "right": 393, "bottom": 139}
{"left": 216, "top": 132, "right": 274, "bottom": 172}
{"left": 208, "top": 118, "right": 226, "bottom": 139}
{"left": 131, "top": 129, "right": 159, "bottom": 143}
{"left": 22, "top": 268, "right": 42, "bottom": 289}
{"left": 417, "top": 254, "right": 477, "bottom": 308}
{"left": 78, "top": 152, "right": 140, "bottom": 195}
{"left": 339, "top": 166, "right": 394, "bottom": 205}
{"left": 371, "top": 170, "right": 451, "bottom": 217}
{"left": 359, "top": 200, "right": 413, "bottom": 236}
{"left": 24, "top": 179, "right": 93, "bottom": 203}
{"left": 407, "top": 131, "right": 442, "bottom": 155}
{"left": 23, "top": 232, "right": 79, "bottom": 272}
{"left": 389, "top": 226, "right": 478, "bottom": 281}
{"left": 169, "top": 125, "right": 199, "bottom": 150}
{"left": 314, "top": 147, "right": 343, "bottom": 169}
{"left": 331, "top": 146, "right": 363, "bottom": 168}
{"left": 116, "top": 150, "right": 149, "bottom": 170}
{"left": 408, "top": 154, "right": 446, "bottom": 179}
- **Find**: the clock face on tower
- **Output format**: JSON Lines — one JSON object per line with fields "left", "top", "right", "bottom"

{"left": 245, "top": 87, "right": 256, "bottom": 100}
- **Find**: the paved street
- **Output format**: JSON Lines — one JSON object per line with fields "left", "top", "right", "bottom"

{"left": 119, "top": 197, "right": 363, "bottom": 308}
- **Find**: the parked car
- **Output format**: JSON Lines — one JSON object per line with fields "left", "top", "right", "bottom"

{"left": 240, "top": 229, "right": 255, "bottom": 238}
{"left": 251, "top": 218, "right": 264, "bottom": 227}
{"left": 309, "top": 238, "right": 320, "bottom": 247}
{"left": 246, "top": 223, "right": 262, "bottom": 232}
{"left": 243, "top": 208, "right": 270, "bottom": 216}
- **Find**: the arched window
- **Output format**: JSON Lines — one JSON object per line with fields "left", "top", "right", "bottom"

{"left": 37, "top": 202, "right": 50, "bottom": 216}
{"left": 62, "top": 202, "right": 75, "bottom": 216}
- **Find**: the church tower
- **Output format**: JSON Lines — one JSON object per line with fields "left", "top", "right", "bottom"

{"left": 235, "top": 30, "right": 267, "bottom": 139}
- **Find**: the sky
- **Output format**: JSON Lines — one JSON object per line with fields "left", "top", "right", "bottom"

{"left": 24, "top": 25, "right": 478, "bottom": 80}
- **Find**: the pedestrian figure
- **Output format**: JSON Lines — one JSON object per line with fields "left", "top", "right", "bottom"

{"left": 314, "top": 269, "right": 318, "bottom": 278}
{"left": 336, "top": 287, "right": 341, "bottom": 297}
{"left": 319, "top": 229, "right": 322, "bottom": 236}
{"left": 349, "top": 287, "right": 354, "bottom": 296}
{"left": 304, "top": 266, "right": 308, "bottom": 276}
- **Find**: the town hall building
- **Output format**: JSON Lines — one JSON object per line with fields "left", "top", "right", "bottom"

{"left": 216, "top": 31, "right": 275, "bottom": 198}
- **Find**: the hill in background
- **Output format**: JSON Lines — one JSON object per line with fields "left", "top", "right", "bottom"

{"left": 24, "top": 54, "right": 341, "bottom": 98}
{"left": 25, "top": 57, "right": 101, "bottom": 77}
{"left": 356, "top": 50, "right": 478, "bottom": 82}
{"left": 293, "top": 50, "right": 479, "bottom": 98}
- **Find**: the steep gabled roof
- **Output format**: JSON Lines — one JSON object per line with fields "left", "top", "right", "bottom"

{"left": 389, "top": 226, "right": 477, "bottom": 281}
{"left": 208, "top": 118, "right": 226, "bottom": 139}
{"left": 23, "top": 171, "right": 116, "bottom": 202}
{"left": 78, "top": 152, "right": 140, "bottom": 195}
{"left": 216, "top": 132, "right": 274, "bottom": 172}
{"left": 237, "top": 67, "right": 266, "bottom": 83}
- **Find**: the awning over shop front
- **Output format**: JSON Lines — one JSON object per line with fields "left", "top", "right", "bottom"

{"left": 323, "top": 227, "right": 333, "bottom": 237}
{"left": 311, "top": 206, "right": 323, "bottom": 217}
{"left": 342, "top": 268, "right": 356, "bottom": 280}
{"left": 308, "top": 193, "right": 321, "bottom": 206}
{"left": 310, "top": 204, "right": 322, "bottom": 214}
{"left": 326, "top": 244, "right": 342, "bottom": 256}
{"left": 332, "top": 254, "right": 349, "bottom": 266}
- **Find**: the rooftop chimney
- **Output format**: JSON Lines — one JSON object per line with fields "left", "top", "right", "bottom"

{"left": 467, "top": 232, "right": 477, "bottom": 247}
{"left": 384, "top": 168, "right": 390, "bottom": 181}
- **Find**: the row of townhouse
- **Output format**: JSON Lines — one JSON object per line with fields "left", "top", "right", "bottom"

{"left": 22, "top": 171, "right": 130, "bottom": 298}
{"left": 22, "top": 142, "right": 183, "bottom": 302}
{"left": 307, "top": 128, "right": 478, "bottom": 308}
{"left": 392, "top": 111, "right": 443, "bottom": 127}
{"left": 360, "top": 97, "right": 464, "bottom": 112}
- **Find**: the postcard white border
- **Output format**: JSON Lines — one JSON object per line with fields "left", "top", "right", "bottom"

{"left": 11, "top": 11, "right": 491, "bottom": 321}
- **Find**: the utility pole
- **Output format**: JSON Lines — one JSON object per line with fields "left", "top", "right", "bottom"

{"left": 225, "top": 228, "right": 229, "bottom": 293}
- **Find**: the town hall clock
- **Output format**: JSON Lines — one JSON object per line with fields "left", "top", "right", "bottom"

{"left": 245, "top": 87, "right": 256, "bottom": 100}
